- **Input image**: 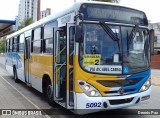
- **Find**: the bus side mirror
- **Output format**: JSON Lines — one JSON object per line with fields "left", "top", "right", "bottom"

{"left": 149, "top": 29, "right": 154, "bottom": 55}
{"left": 75, "top": 26, "right": 83, "bottom": 43}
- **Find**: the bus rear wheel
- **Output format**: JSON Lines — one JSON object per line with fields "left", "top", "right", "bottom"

{"left": 13, "top": 67, "right": 19, "bottom": 83}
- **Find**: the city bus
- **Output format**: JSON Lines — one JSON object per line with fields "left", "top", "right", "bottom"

{"left": 5, "top": 1, "right": 154, "bottom": 114}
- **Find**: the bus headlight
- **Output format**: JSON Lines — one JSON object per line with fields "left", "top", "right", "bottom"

{"left": 78, "top": 80, "right": 101, "bottom": 97}
{"left": 85, "top": 85, "right": 90, "bottom": 91}
{"left": 140, "top": 79, "right": 151, "bottom": 92}
{"left": 90, "top": 90, "right": 96, "bottom": 96}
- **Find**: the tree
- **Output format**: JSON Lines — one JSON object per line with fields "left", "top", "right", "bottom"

{"left": 18, "top": 18, "right": 33, "bottom": 30}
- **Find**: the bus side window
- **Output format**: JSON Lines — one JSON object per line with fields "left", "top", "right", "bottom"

{"left": 6, "top": 39, "right": 9, "bottom": 52}
{"left": 17, "top": 36, "right": 19, "bottom": 52}
{"left": 43, "top": 21, "right": 57, "bottom": 54}
{"left": 32, "top": 27, "right": 42, "bottom": 53}
{"left": 43, "top": 23, "right": 53, "bottom": 53}
{"left": 13, "top": 37, "right": 18, "bottom": 52}
{"left": 18, "top": 34, "right": 25, "bottom": 52}
{"left": 9, "top": 38, "right": 12, "bottom": 52}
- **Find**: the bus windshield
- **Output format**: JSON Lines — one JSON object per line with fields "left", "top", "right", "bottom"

{"left": 79, "top": 23, "right": 150, "bottom": 74}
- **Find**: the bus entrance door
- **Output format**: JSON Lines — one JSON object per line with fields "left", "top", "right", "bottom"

{"left": 66, "top": 23, "right": 75, "bottom": 109}
{"left": 54, "top": 24, "right": 75, "bottom": 108}
{"left": 54, "top": 28, "right": 67, "bottom": 103}
{"left": 24, "top": 37, "right": 31, "bottom": 85}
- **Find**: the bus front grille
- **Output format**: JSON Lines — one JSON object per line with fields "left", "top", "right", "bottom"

{"left": 103, "top": 88, "right": 136, "bottom": 96}
{"left": 104, "top": 89, "right": 136, "bottom": 94}
{"left": 109, "top": 97, "right": 134, "bottom": 105}
{"left": 96, "top": 78, "right": 142, "bottom": 87}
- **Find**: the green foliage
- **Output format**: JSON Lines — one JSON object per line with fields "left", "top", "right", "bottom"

{"left": 0, "top": 37, "right": 6, "bottom": 54}
{"left": 18, "top": 18, "right": 33, "bottom": 30}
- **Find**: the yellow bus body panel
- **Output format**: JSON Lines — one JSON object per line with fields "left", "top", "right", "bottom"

{"left": 74, "top": 55, "right": 120, "bottom": 96}
{"left": 30, "top": 54, "right": 53, "bottom": 82}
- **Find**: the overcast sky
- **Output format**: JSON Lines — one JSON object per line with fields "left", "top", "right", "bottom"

{"left": 0, "top": 0, "right": 159, "bottom": 23}
{"left": 120, "top": 0, "right": 160, "bottom": 23}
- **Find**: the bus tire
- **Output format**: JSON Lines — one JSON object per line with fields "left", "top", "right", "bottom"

{"left": 13, "top": 67, "right": 19, "bottom": 83}
{"left": 45, "top": 80, "right": 56, "bottom": 106}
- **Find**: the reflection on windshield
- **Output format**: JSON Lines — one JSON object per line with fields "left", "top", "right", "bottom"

{"left": 80, "top": 23, "right": 122, "bottom": 74}
{"left": 122, "top": 27, "right": 150, "bottom": 73}
{"left": 84, "top": 24, "right": 120, "bottom": 59}
{"left": 79, "top": 23, "right": 150, "bottom": 74}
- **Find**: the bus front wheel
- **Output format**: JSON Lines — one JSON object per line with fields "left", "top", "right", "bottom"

{"left": 45, "top": 81, "right": 56, "bottom": 106}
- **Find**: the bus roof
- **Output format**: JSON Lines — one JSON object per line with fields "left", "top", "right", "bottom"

{"left": 7, "top": 1, "right": 146, "bottom": 39}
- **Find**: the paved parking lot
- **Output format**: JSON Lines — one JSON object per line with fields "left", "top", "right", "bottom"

{"left": 151, "top": 76, "right": 160, "bottom": 86}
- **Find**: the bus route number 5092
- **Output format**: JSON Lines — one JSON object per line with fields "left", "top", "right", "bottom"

{"left": 86, "top": 102, "right": 101, "bottom": 108}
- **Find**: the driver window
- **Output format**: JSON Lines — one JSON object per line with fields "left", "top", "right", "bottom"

{"left": 85, "top": 30, "right": 101, "bottom": 54}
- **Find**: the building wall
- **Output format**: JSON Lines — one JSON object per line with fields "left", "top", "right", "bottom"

{"left": 18, "top": 0, "right": 25, "bottom": 22}
{"left": 150, "top": 23, "right": 160, "bottom": 50}
{"left": 40, "top": 8, "right": 51, "bottom": 19}
{"left": 150, "top": 22, "right": 160, "bottom": 69}
{"left": 37, "top": 0, "right": 41, "bottom": 20}
{"left": 151, "top": 55, "right": 160, "bottom": 69}
{"left": 17, "top": 0, "right": 40, "bottom": 29}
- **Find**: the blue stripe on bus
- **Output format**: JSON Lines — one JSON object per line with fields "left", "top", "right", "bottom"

{"left": 5, "top": 52, "right": 22, "bottom": 68}
{"left": 122, "top": 69, "right": 151, "bottom": 94}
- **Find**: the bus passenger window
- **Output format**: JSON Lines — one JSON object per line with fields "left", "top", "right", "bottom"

{"left": 43, "top": 21, "right": 57, "bottom": 54}
{"left": 33, "top": 41, "right": 41, "bottom": 53}
{"left": 18, "top": 34, "right": 24, "bottom": 52}
{"left": 9, "top": 38, "right": 12, "bottom": 52}
{"left": 32, "top": 27, "right": 42, "bottom": 53}
{"left": 6, "top": 39, "right": 9, "bottom": 52}
{"left": 45, "top": 39, "right": 53, "bottom": 53}
{"left": 13, "top": 37, "right": 18, "bottom": 52}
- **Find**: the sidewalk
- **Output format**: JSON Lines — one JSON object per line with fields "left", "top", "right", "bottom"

{"left": 151, "top": 75, "right": 160, "bottom": 86}
{"left": 151, "top": 69, "right": 160, "bottom": 86}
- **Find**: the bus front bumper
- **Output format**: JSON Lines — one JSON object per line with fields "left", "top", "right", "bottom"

{"left": 74, "top": 86, "right": 151, "bottom": 114}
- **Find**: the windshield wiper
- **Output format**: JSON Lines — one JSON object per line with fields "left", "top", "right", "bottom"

{"left": 127, "top": 24, "right": 139, "bottom": 54}
{"left": 99, "top": 21, "right": 120, "bottom": 41}
{"left": 128, "top": 24, "right": 139, "bottom": 44}
{"left": 99, "top": 21, "right": 120, "bottom": 51}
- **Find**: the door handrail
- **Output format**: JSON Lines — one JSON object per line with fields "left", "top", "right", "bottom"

{"left": 55, "top": 46, "right": 66, "bottom": 59}
{"left": 55, "top": 61, "right": 66, "bottom": 74}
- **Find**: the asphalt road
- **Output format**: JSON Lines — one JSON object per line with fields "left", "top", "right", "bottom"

{"left": 0, "top": 56, "right": 159, "bottom": 118}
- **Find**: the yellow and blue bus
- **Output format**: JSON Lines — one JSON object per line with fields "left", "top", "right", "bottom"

{"left": 5, "top": 1, "right": 154, "bottom": 114}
